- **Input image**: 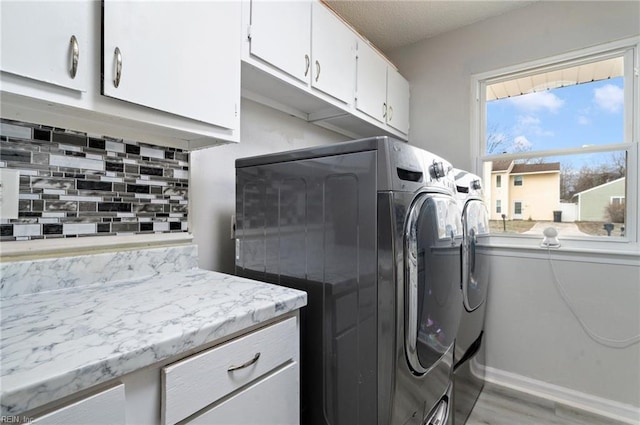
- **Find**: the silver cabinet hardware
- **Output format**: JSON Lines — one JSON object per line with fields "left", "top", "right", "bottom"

{"left": 227, "top": 352, "right": 261, "bottom": 372}
{"left": 113, "top": 47, "right": 122, "bottom": 88}
{"left": 304, "top": 54, "right": 310, "bottom": 77}
{"left": 388, "top": 105, "right": 393, "bottom": 121}
{"left": 315, "top": 60, "right": 320, "bottom": 82}
{"left": 382, "top": 102, "right": 387, "bottom": 118}
{"left": 69, "top": 35, "right": 79, "bottom": 79}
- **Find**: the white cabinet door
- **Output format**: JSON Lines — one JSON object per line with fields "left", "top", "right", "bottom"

{"left": 0, "top": 1, "right": 90, "bottom": 92}
{"left": 185, "top": 363, "right": 299, "bottom": 425}
{"left": 311, "top": 3, "right": 356, "bottom": 105}
{"left": 32, "top": 385, "right": 126, "bottom": 425}
{"left": 102, "top": 1, "right": 240, "bottom": 129}
{"left": 162, "top": 317, "right": 298, "bottom": 425}
{"left": 249, "top": 0, "right": 311, "bottom": 84}
{"left": 386, "top": 68, "right": 410, "bottom": 135}
{"left": 355, "top": 41, "right": 388, "bottom": 124}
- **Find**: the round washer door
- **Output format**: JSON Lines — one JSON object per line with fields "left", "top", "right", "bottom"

{"left": 405, "top": 193, "right": 463, "bottom": 375}
{"left": 462, "top": 199, "right": 490, "bottom": 312}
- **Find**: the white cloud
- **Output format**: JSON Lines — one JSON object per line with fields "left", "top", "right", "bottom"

{"left": 514, "top": 114, "right": 554, "bottom": 137}
{"left": 517, "top": 115, "right": 540, "bottom": 126}
{"left": 511, "top": 135, "right": 533, "bottom": 152}
{"left": 577, "top": 115, "right": 590, "bottom": 125}
{"left": 594, "top": 84, "right": 623, "bottom": 113}
{"left": 508, "top": 91, "right": 564, "bottom": 113}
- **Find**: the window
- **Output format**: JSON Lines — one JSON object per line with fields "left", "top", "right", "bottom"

{"left": 514, "top": 201, "right": 523, "bottom": 215}
{"left": 473, "top": 39, "right": 638, "bottom": 241}
{"left": 611, "top": 196, "right": 625, "bottom": 205}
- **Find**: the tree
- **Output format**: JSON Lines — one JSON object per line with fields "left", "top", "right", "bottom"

{"left": 605, "top": 200, "right": 625, "bottom": 223}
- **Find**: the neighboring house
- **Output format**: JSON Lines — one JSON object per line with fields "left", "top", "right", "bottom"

{"left": 486, "top": 160, "right": 561, "bottom": 221}
{"left": 572, "top": 177, "right": 625, "bottom": 222}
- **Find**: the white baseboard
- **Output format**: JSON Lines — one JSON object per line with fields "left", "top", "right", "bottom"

{"left": 482, "top": 365, "right": 640, "bottom": 425}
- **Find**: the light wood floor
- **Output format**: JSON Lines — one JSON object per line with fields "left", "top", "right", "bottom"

{"left": 465, "top": 383, "right": 631, "bottom": 425}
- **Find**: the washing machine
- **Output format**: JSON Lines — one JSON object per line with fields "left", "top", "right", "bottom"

{"left": 452, "top": 170, "right": 491, "bottom": 425}
{"left": 235, "top": 136, "right": 463, "bottom": 425}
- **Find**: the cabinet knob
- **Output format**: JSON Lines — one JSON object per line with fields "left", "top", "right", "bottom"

{"left": 227, "top": 352, "right": 261, "bottom": 372}
{"left": 69, "top": 35, "right": 79, "bottom": 79}
{"left": 304, "top": 54, "right": 310, "bottom": 77}
{"left": 315, "top": 60, "right": 320, "bottom": 82}
{"left": 113, "top": 47, "right": 122, "bottom": 88}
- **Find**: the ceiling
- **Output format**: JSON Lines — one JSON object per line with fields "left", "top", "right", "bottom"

{"left": 324, "top": 0, "right": 538, "bottom": 53}
{"left": 486, "top": 56, "right": 624, "bottom": 101}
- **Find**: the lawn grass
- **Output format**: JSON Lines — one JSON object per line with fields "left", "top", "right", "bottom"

{"left": 575, "top": 221, "right": 625, "bottom": 237}
{"left": 489, "top": 220, "right": 536, "bottom": 234}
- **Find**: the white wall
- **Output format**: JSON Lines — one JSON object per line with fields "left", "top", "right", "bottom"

{"left": 190, "top": 99, "right": 348, "bottom": 273}
{"left": 390, "top": 0, "right": 640, "bottom": 419}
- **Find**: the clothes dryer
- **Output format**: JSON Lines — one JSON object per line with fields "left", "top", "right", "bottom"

{"left": 235, "top": 137, "right": 463, "bottom": 425}
{"left": 452, "top": 170, "right": 491, "bottom": 425}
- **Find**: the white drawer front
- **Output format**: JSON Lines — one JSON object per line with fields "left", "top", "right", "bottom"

{"left": 32, "top": 384, "right": 125, "bottom": 425}
{"left": 162, "top": 316, "right": 298, "bottom": 424}
{"left": 186, "top": 363, "right": 299, "bottom": 425}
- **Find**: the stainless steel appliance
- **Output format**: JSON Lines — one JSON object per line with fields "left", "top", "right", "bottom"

{"left": 452, "top": 170, "right": 491, "bottom": 425}
{"left": 235, "top": 137, "right": 463, "bottom": 425}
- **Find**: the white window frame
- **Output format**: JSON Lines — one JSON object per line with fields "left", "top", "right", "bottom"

{"left": 471, "top": 37, "right": 639, "bottom": 251}
{"left": 513, "top": 175, "right": 523, "bottom": 187}
{"left": 496, "top": 175, "right": 502, "bottom": 188}
{"left": 611, "top": 196, "right": 625, "bottom": 205}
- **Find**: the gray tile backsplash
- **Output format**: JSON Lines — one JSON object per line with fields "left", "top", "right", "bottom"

{"left": 0, "top": 119, "right": 189, "bottom": 241}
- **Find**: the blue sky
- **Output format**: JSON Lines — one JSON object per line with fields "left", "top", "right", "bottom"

{"left": 486, "top": 77, "right": 624, "bottom": 157}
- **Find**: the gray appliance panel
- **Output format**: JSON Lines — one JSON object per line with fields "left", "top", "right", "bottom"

{"left": 389, "top": 191, "right": 461, "bottom": 425}
{"left": 236, "top": 140, "right": 461, "bottom": 425}
{"left": 453, "top": 197, "right": 491, "bottom": 425}
{"left": 236, "top": 150, "right": 378, "bottom": 425}
{"left": 236, "top": 136, "right": 456, "bottom": 194}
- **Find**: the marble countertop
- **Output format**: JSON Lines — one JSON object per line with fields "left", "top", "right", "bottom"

{"left": 0, "top": 267, "right": 307, "bottom": 416}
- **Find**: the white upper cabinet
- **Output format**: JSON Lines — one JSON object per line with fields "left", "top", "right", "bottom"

{"left": 102, "top": 1, "right": 240, "bottom": 129}
{"left": 310, "top": 2, "right": 357, "bottom": 105}
{"left": 242, "top": 0, "right": 410, "bottom": 140}
{"left": 249, "top": 1, "right": 311, "bottom": 84}
{"left": 386, "top": 68, "right": 410, "bottom": 135}
{"left": 355, "top": 41, "right": 388, "bottom": 124}
{"left": 356, "top": 40, "right": 410, "bottom": 135}
{"left": 0, "top": 1, "right": 91, "bottom": 92}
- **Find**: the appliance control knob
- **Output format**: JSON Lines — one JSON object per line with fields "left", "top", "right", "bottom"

{"left": 429, "top": 161, "right": 445, "bottom": 179}
{"left": 471, "top": 179, "right": 482, "bottom": 190}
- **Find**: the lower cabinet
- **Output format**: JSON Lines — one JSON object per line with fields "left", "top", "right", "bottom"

{"left": 22, "top": 314, "right": 300, "bottom": 425}
{"left": 31, "top": 385, "right": 126, "bottom": 425}
{"left": 185, "top": 363, "right": 298, "bottom": 425}
{"left": 162, "top": 316, "right": 299, "bottom": 424}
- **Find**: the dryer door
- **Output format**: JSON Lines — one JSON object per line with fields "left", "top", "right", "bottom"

{"left": 462, "top": 199, "right": 490, "bottom": 312}
{"left": 405, "top": 193, "right": 463, "bottom": 375}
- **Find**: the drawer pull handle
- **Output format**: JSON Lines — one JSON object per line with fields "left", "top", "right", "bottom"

{"left": 227, "top": 352, "right": 261, "bottom": 372}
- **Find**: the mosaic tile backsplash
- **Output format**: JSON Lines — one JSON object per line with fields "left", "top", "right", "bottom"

{"left": 0, "top": 119, "right": 189, "bottom": 241}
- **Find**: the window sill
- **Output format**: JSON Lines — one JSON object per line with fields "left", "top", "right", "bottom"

{"left": 0, "top": 233, "right": 194, "bottom": 262}
{"left": 484, "top": 233, "right": 640, "bottom": 264}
